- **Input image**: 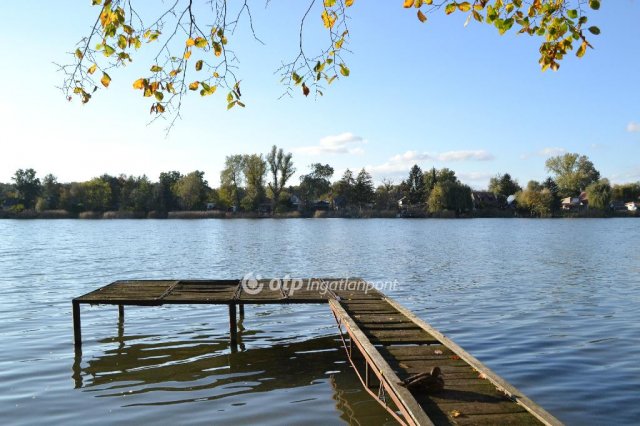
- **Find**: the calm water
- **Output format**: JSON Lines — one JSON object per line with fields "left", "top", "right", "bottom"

{"left": 1, "top": 219, "right": 639, "bottom": 425}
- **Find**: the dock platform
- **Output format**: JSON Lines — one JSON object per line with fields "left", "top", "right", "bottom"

{"left": 73, "top": 278, "right": 561, "bottom": 426}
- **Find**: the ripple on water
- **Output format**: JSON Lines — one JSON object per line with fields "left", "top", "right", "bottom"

{"left": 0, "top": 218, "right": 639, "bottom": 425}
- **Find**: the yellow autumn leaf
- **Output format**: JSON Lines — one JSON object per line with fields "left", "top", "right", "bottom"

{"left": 195, "top": 60, "right": 203, "bottom": 71}
{"left": 321, "top": 10, "right": 337, "bottom": 28}
{"left": 186, "top": 38, "right": 195, "bottom": 47}
{"left": 132, "top": 78, "right": 146, "bottom": 89}
{"left": 184, "top": 50, "right": 192, "bottom": 59}
{"left": 87, "top": 64, "right": 97, "bottom": 75}
{"left": 188, "top": 81, "right": 199, "bottom": 90}
{"left": 345, "top": 0, "right": 354, "bottom": 6}
{"left": 403, "top": 0, "right": 413, "bottom": 8}
{"left": 100, "top": 72, "right": 111, "bottom": 88}
{"left": 417, "top": 9, "right": 427, "bottom": 22}
{"left": 458, "top": 2, "right": 471, "bottom": 12}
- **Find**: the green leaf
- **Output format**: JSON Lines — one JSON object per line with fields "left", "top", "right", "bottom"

{"left": 567, "top": 9, "right": 578, "bottom": 19}
{"left": 75, "top": 48, "right": 83, "bottom": 60}
{"left": 339, "top": 63, "right": 350, "bottom": 77}
{"left": 588, "top": 26, "right": 600, "bottom": 35}
{"left": 103, "top": 45, "right": 115, "bottom": 57}
{"left": 445, "top": 3, "right": 457, "bottom": 15}
{"left": 154, "top": 91, "right": 164, "bottom": 101}
{"left": 589, "top": 0, "right": 600, "bottom": 10}
{"left": 150, "top": 65, "right": 163, "bottom": 72}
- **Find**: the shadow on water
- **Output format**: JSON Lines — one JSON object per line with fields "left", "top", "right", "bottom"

{"left": 72, "top": 314, "right": 396, "bottom": 425}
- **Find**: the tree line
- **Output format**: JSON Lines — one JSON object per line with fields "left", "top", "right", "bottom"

{"left": 1, "top": 149, "right": 639, "bottom": 218}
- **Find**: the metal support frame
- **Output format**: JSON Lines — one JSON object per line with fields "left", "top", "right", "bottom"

{"left": 330, "top": 307, "right": 412, "bottom": 426}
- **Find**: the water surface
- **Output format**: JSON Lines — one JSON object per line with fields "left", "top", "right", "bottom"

{"left": 1, "top": 219, "right": 639, "bottom": 425}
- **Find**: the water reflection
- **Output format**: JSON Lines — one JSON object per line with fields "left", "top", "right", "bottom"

{"left": 72, "top": 321, "right": 395, "bottom": 424}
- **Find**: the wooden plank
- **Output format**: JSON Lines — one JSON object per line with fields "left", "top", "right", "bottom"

{"left": 364, "top": 329, "right": 440, "bottom": 344}
{"left": 329, "top": 299, "right": 434, "bottom": 426}
{"left": 384, "top": 297, "right": 562, "bottom": 426}
{"left": 452, "top": 412, "right": 542, "bottom": 425}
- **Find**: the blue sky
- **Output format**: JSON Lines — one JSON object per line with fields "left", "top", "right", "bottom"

{"left": 0, "top": 1, "right": 638, "bottom": 188}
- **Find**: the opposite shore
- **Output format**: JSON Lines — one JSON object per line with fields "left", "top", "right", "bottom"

{"left": 1, "top": 208, "right": 638, "bottom": 220}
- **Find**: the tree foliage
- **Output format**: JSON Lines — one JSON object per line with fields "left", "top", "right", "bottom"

{"left": 175, "top": 170, "right": 209, "bottom": 210}
{"left": 12, "top": 169, "right": 41, "bottom": 209}
{"left": 266, "top": 145, "right": 295, "bottom": 211}
{"left": 585, "top": 178, "right": 611, "bottom": 210}
{"left": 611, "top": 183, "right": 640, "bottom": 202}
{"left": 61, "top": 0, "right": 602, "bottom": 128}
{"left": 545, "top": 152, "right": 600, "bottom": 197}
{"left": 354, "top": 168, "right": 375, "bottom": 208}
{"left": 299, "top": 163, "right": 334, "bottom": 207}
{"left": 242, "top": 154, "right": 267, "bottom": 211}
{"left": 427, "top": 181, "right": 472, "bottom": 213}
{"left": 489, "top": 173, "right": 521, "bottom": 197}
{"left": 516, "top": 180, "right": 554, "bottom": 216}
{"left": 220, "top": 155, "right": 245, "bottom": 208}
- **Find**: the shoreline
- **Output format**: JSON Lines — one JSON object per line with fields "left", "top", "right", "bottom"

{"left": 1, "top": 209, "right": 637, "bottom": 220}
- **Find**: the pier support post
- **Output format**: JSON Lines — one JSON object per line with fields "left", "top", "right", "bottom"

{"left": 239, "top": 303, "right": 244, "bottom": 318}
{"left": 72, "top": 300, "right": 81, "bottom": 347}
{"left": 118, "top": 305, "right": 124, "bottom": 321}
{"left": 229, "top": 304, "right": 238, "bottom": 350}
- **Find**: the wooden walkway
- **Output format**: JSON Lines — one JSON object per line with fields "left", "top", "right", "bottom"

{"left": 73, "top": 279, "right": 561, "bottom": 426}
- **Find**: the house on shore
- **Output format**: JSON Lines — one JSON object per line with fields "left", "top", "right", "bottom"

{"left": 562, "top": 192, "right": 588, "bottom": 210}
{"left": 471, "top": 191, "right": 500, "bottom": 210}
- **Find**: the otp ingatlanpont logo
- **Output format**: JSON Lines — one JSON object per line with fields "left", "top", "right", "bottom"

{"left": 241, "top": 272, "right": 263, "bottom": 295}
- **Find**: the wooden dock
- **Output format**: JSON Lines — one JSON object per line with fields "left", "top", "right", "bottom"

{"left": 73, "top": 278, "right": 561, "bottom": 426}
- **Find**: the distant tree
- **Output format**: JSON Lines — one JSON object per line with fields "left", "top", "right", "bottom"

{"left": 427, "top": 181, "right": 472, "bottom": 214}
{"left": 266, "top": 145, "right": 295, "bottom": 211}
{"left": 130, "top": 175, "right": 155, "bottom": 212}
{"left": 299, "top": 163, "right": 334, "bottom": 208}
{"left": 242, "top": 154, "right": 267, "bottom": 211}
{"left": 611, "top": 183, "right": 640, "bottom": 202}
{"left": 489, "top": 173, "right": 521, "bottom": 198}
{"left": 220, "top": 155, "right": 245, "bottom": 209}
{"left": 175, "top": 171, "right": 209, "bottom": 210}
{"left": 333, "top": 168, "right": 356, "bottom": 208}
{"left": 41, "top": 174, "right": 62, "bottom": 210}
{"left": 545, "top": 153, "right": 600, "bottom": 197}
{"left": 12, "top": 168, "right": 41, "bottom": 209}
{"left": 585, "top": 179, "right": 611, "bottom": 210}
{"left": 156, "top": 171, "right": 182, "bottom": 212}
{"left": 353, "top": 168, "right": 375, "bottom": 209}
{"left": 83, "top": 178, "right": 112, "bottom": 211}
{"left": 542, "top": 177, "right": 561, "bottom": 212}
{"left": 375, "top": 179, "right": 399, "bottom": 211}
{"left": 402, "top": 164, "right": 425, "bottom": 205}
{"left": 516, "top": 180, "right": 554, "bottom": 217}
{"left": 98, "top": 174, "right": 123, "bottom": 210}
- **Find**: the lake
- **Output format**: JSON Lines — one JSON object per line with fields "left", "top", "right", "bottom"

{"left": 1, "top": 218, "right": 639, "bottom": 425}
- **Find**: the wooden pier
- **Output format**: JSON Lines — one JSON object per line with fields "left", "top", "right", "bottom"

{"left": 73, "top": 278, "right": 561, "bottom": 426}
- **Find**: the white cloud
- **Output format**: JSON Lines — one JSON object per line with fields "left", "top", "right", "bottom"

{"left": 293, "top": 132, "right": 366, "bottom": 155}
{"left": 521, "top": 147, "right": 566, "bottom": 159}
{"left": 367, "top": 149, "right": 494, "bottom": 176}
{"left": 627, "top": 122, "right": 640, "bottom": 133}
